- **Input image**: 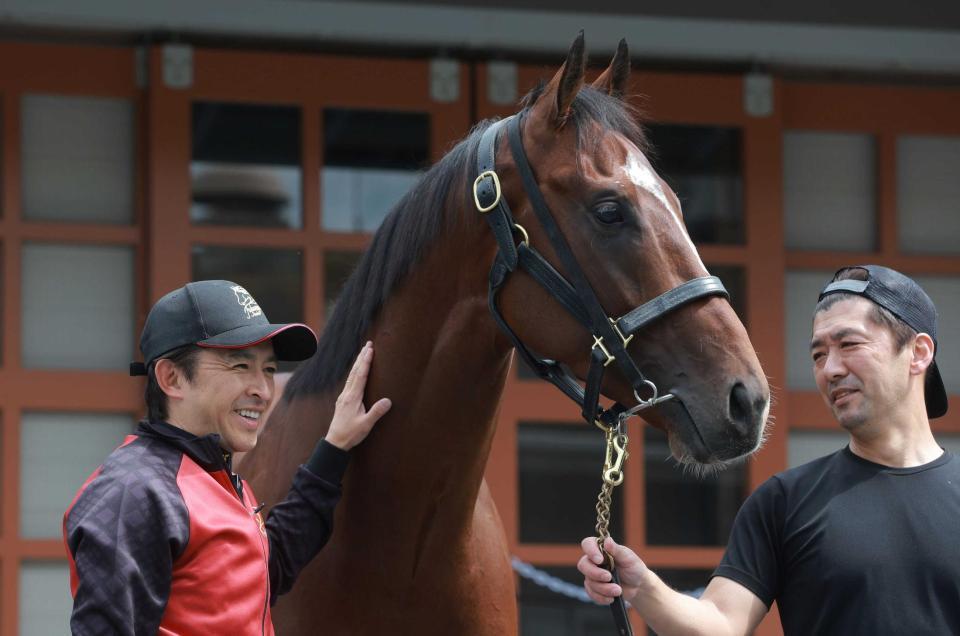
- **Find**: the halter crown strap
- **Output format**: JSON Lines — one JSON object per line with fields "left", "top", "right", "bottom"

{"left": 475, "top": 118, "right": 519, "bottom": 271}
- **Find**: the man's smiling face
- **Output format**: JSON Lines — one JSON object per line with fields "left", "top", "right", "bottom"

{"left": 174, "top": 342, "right": 277, "bottom": 452}
{"left": 810, "top": 297, "right": 914, "bottom": 432}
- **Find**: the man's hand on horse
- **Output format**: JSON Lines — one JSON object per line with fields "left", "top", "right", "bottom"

{"left": 578, "top": 536, "right": 650, "bottom": 605}
{"left": 325, "top": 341, "right": 392, "bottom": 451}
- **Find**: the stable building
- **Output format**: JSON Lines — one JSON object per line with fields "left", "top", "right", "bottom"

{"left": 1, "top": 2, "right": 959, "bottom": 634}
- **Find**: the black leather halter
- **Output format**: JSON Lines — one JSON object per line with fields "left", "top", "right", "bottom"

{"left": 474, "top": 113, "right": 729, "bottom": 431}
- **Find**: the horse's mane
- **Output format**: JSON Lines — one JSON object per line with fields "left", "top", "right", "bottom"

{"left": 284, "top": 85, "right": 649, "bottom": 398}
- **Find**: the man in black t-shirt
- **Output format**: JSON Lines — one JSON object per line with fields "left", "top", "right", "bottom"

{"left": 579, "top": 265, "right": 960, "bottom": 635}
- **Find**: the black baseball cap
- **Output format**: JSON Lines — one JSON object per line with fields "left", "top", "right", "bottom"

{"left": 130, "top": 280, "right": 317, "bottom": 376}
{"left": 818, "top": 265, "right": 948, "bottom": 418}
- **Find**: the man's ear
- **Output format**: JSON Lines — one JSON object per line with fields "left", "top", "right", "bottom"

{"left": 910, "top": 333, "right": 935, "bottom": 376}
{"left": 154, "top": 358, "right": 189, "bottom": 399}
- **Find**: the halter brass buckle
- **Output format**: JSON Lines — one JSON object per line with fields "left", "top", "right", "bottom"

{"left": 473, "top": 170, "right": 502, "bottom": 213}
{"left": 591, "top": 335, "right": 615, "bottom": 367}
{"left": 610, "top": 317, "right": 634, "bottom": 347}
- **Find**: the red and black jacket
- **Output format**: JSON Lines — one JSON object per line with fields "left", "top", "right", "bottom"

{"left": 63, "top": 419, "right": 347, "bottom": 635}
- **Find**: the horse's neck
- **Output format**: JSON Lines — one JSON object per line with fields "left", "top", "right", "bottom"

{"left": 355, "top": 243, "right": 512, "bottom": 514}
{"left": 248, "top": 224, "right": 512, "bottom": 528}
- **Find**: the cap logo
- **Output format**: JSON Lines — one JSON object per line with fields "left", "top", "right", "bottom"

{"left": 231, "top": 285, "right": 263, "bottom": 319}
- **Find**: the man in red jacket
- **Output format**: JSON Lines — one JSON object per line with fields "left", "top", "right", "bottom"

{"left": 64, "top": 280, "right": 391, "bottom": 635}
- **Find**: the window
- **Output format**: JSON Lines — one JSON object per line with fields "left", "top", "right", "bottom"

{"left": 191, "top": 101, "right": 302, "bottom": 229}
{"left": 21, "top": 243, "right": 135, "bottom": 370}
{"left": 324, "top": 250, "right": 363, "bottom": 318}
{"left": 646, "top": 124, "right": 743, "bottom": 245}
{"left": 518, "top": 422, "right": 623, "bottom": 544}
{"left": 897, "top": 135, "right": 960, "bottom": 254}
{"left": 644, "top": 427, "right": 746, "bottom": 546}
{"left": 192, "top": 245, "right": 304, "bottom": 324}
{"left": 518, "top": 565, "right": 612, "bottom": 636}
{"left": 21, "top": 94, "right": 135, "bottom": 224}
{"left": 20, "top": 412, "right": 134, "bottom": 538}
{"left": 784, "top": 131, "right": 876, "bottom": 252}
{"left": 321, "top": 108, "right": 428, "bottom": 232}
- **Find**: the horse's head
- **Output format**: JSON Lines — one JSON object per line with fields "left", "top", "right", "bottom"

{"left": 493, "top": 34, "right": 770, "bottom": 465}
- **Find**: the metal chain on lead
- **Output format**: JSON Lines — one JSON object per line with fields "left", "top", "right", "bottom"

{"left": 595, "top": 480, "right": 615, "bottom": 567}
{"left": 595, "top": 422, "right": 629, "bottom": 568}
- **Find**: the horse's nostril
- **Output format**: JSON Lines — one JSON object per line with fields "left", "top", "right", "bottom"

{"left": 729, "top": 382, "right": 753, "bottom": 434}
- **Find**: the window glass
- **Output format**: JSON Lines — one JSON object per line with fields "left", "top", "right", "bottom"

{"left": 518, "top": 422, "right": 623, "bottom": 544}
{"left": 783, "top": 131, "right": 876, "bottom": 251}
{"left": 324, "top": 250, "right": 363, "bottom": 318}
{"left": 21, "top": 243, "right": 135, "bottom": 369}
{"left": 20, "top": 412, "right": 134, "bottom": 538}
{"left": 645, "top": 124, "right": 743, "bottom": 245}
{"left": 192, "top": 245, "right": 303, "bottom": 325}
{"left": 21, "top": 94, "right": 135, "bottom": 224}
{"left": 788, "top": 429, "right": 847, "bottom": 468}
{"left": 784, "top": 270, "right": 833, "bottom": 390}
{"left": 645, "top": 426, "right": 746, "bottom": 546}
{"left": 709, "top": 265, "right": 747, "bottom": 328}
{"left": 518, "top": 565, "right": 613, "bottom": 636}
{"left": 897, "top": 135, "right": 960, "bottom": 254}
{"left": 910, "top": 275, "right": 960, "bottom": 393}
{"left": 321, "top": 108, "right": 428, "bottom": 232}
{"left": 191, "top": 102, "right": 302, "bottom": 229}
{"left": 20, "top": 561, "right": 72, "bottom": 634}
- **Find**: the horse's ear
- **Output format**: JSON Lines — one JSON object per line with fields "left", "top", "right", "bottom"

{"left": 530, "top": 31, "right": 587, "bottom": 129}
{"left": 592, "top": 39, "right": 630, "bottom": 98}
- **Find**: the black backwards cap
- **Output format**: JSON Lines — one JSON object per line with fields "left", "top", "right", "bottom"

{"left": 130, "top": 280, "right": 317, "bottom": 376}
{"left": 818, "top": 265, "right": 948, "bottom": 419}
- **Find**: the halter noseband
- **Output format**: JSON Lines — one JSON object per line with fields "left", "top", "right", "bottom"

{"left": 474, "top": 114, "right": 729, "bottom": 430}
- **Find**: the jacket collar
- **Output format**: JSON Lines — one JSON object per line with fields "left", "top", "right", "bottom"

{"left": 136, "top": 419, "right": 233, "bottom": 473}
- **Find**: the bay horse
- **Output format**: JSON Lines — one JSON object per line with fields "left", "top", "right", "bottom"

{"left": 239, "top": 34, "right": 770, "bottom": 635}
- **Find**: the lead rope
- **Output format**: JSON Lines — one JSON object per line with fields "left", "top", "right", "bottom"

{"left": 595, "top": 419, "right": 635, "bottom": 636}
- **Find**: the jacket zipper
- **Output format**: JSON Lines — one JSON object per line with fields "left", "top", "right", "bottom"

{"left": 224, "top": 468, "right": 271, "bottom": 634}
{"left": 257, "top": 517, "right": 269, "bottom": 635}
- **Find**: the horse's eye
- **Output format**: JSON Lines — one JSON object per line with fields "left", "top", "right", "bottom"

{"left": 593, "top": 201, "right": 624, "bottom": 225}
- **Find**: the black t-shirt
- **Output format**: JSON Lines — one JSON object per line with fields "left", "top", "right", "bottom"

{"left": 714, "top": 447, "right": 960, "bottom": 635}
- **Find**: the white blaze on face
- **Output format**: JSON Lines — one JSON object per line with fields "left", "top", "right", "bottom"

{"left": 622, "top": 148, "right": 705, "bottom": 270}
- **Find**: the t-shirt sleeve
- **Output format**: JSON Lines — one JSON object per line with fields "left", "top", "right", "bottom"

{"left": 712, "top": 476, "right": 785, "bottom": 607}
